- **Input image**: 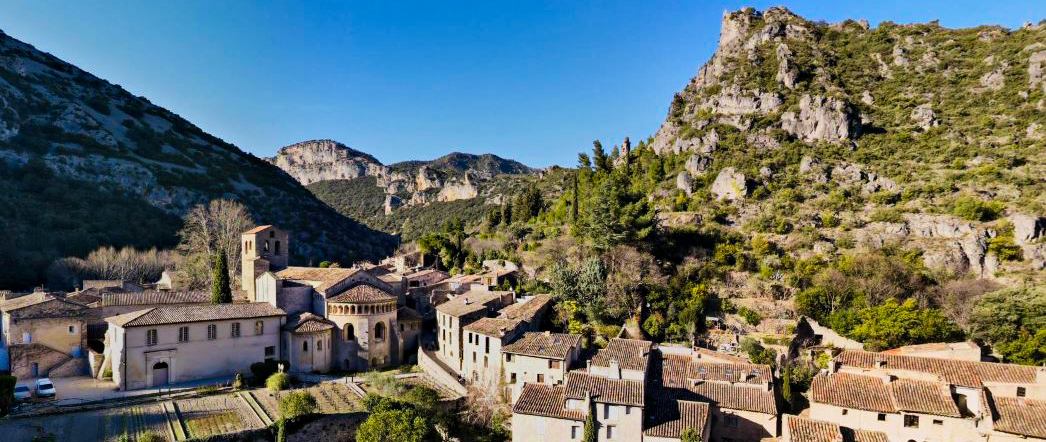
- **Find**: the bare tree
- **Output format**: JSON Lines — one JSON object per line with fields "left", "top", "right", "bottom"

{"left": 47, "top": 246, "right": 179, "bottom": 290}
{"left": 604, "top": 245, "right": 665, "bottom": 320}
{"left": 178, "top": 199, "right": 254, "bottom": 288}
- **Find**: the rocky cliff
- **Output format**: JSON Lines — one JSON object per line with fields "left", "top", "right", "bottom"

{"left": 649, "top": 8, "right": 1045, "bottom": 282}
{"left": 0, "top": 30, "right": 395, "bottom": 288}
{"left": 270, "top": 139, "right": 534, "bottom": 221}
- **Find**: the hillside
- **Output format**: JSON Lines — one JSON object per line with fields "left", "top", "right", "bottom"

{"left": 437, "top": 8, "right": 1045, "bottom": 364}
{"left": 0, "top": 30, "right": 395, "bottom": 289}
{"left": 271, "top": 139, "right": 536, "bottom": 237}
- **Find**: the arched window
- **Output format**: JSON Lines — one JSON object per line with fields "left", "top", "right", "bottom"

{"left": 375, "top": 322, "right": 386, "bottom": 341}
{"left": 264, "top": 241, "right": 269, "bottom": 252}
{"left": 351, "top": 305, "right": 356, "bottom": 314}
{"left": 345, "top": 324, "right": 355, "bottom": 341}
{"left": 303, "top": 340, "right": 308, "bottom": 352}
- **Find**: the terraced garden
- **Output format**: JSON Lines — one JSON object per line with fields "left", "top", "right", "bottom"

{"left": 101, "top": 403, "right": 172, "bottom": 441}
{"left": 174, "top": 395, "right": 266, "bottom": 440}
{"left": 248, "top": 382, "right": 361, "bottom": 421}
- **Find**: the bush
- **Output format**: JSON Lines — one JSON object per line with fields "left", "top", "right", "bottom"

{"left": 250, "top": 360, "right": 288, "bottom": 385}
{"left": 738, "top": 306, "right": 763, "bottom": 326}
{"left": 952, "top": 196, "right": 1004, "bottom": 221}
{"left": 278, "top": 391, "right": 317, "bottom": 420}
{"left": 267, "top": 372, "right": 291, "bottom": 392}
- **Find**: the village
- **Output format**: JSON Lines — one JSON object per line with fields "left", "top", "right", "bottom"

{"left": 0, "top": 225, "right": 1042, "bottom": 442}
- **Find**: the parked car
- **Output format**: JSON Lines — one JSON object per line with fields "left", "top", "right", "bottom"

{"left": 13, "top": 384, "right": 31, "bottom": 401}
{"left": 34, "top": 378, "right": 56, "bottom": 398}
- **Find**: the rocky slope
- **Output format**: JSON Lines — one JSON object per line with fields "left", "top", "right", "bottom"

{"left": 270, "top": 139, "right": 534, "bottom": 233}
{"left": 648, "top": 7, "right": 1046, "bottom": 285}
{"left": 0, "top": 30, "right": 395, "bottom": 288}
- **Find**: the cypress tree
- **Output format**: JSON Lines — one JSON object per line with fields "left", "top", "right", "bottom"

{"left": 211, "top": 252, "right": 232, "bottom": 304}
{"left": 571, "top": 174, "right": 580, "bottom": 224}
{"left": 582, "top": 400, "right": 597, "bottom": 442}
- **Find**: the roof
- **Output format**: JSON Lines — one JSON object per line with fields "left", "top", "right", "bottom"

{"left": 463, "top": 317, "right": 521, "bottom": 338}
{"left": 98, "top": 291, "right": 210, "bottom": 307}
{"left": 107, "top": 303, "right": 286, "bottom": 328}
{"left": 502, "top": 332, "right": 581, "bottom": 360}
{"left": 497, "top": 294, "right": 552, "bottom": 322}
{"left": 275, "top": 266, "right": 363, "bottom": 293}
{"left": 992, "top": 396, "right": 1046, "bottom": 438}
{"left": 889, "top": 378, "right": 961, "bottom": 417}
{"left": 658, "top": 354, "right": 777, "bottom": 415}
{"left": 1, "top": 293, "right": 87, "bottom": 320}
{"left": 643, "top": 398, "right": 709, "bottom": 439}
{"left": 689, "top": 360, "right": 773, "bottom": 384}
{"left": 243, "top": 225, "right": 274, "bottom": 234}
{"left": 283, "top": 312, "right": 336, "bottom": 334}
{"left": 512, "top": 384, "right": 585, "bottom": 421}
{"left": 810, "top": 373, "right": 896, "bottom": 414}
{"left": 835, "top": 350, "right": 1038, "bottom": 388}
{"left": 563, "top": 371, "right": 645, "bottom": 407}
{"left": 882, "top": 341, "right": 981, "bottom": 355}
{"left": 397, "top": 306, "right": 423, "bottom": 322}
{"left": 435, "top": 290, "right": 506, "bottom": 317}
{"left": 591, "top": 338, "right": 652, "bottom": 372}
{"left": 785, "top": 415, "right": 889, "bottom": 442}
{"left": 405, "top": 268, "right": 447, "bottom": 280}
{"left": 692, "top": 346, "right": 749, "bottom": 363}
{"left": 327, "top": 283, "right": 396, "bottom": 304}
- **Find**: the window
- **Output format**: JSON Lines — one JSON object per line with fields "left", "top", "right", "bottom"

{"left": 606, "top": 425, "right": 615, "bottom": 439}
{"left": 550, "top": 360, "right": 561, "bottom": 369}
{"left": 68, "top": 325, "right": 75, "bottom": 334}
{"left": 1017, "top": 387, "right": 1027, "bottom": 397}
{"left": 207, "top": 324, "right": 217, "bottom": 340}
{"left": 146, "top": 329, "right": 158, "bottom": 346}
{"left": 537, "top": 374, "right": 544, "bottom": 383}
{"left": 231, "top": 322, "right": 241, "bottom": 338}
{"left": 841, "top": 409, "right": 848, "bottom": 415}
{"left": 317, "top": 339, "right": 323, "bottom": 351}
{"left": 484, "top": 356, "right": 488, "bottom": 368}
{"left": 473, "top": 352, "right": 477, "bottom": 362}
{"left": 485, "top": 336, "right": 490, "bottom": 353}
{"left": 903, "top": 415, "right": 919, "bottom": 428}
{"left": 303, "top": 341, "right": 308, "bottom": 352}
{"left": 505, "top": 354, "right": 513, "bottom": 362}
{"left": 510, "top": 373, "right": 517, "bottom": 384}
{"left": 255, "top": 320, "right": 264, "bottom": 335}
{"left": 571, "top": 426, "right": 580, "bottom": 439}
{"left": 877, "top": 413, "right": 886, "bottom": 421}
{"left": 625, "top": 406, "right": 631, "bottom": 415}
{"left": 178, "top": 326, "right": 189, "bottom": 343}
{"left": 265, "top": 346, "right": 276, "bottom": 357}
{"left": 345, "top": 324, "right": 356, "bottom": 340}
{"left": 374, "top": 322, "right": 386, "bottom": 341}
{"left": 933, "top": 419, "right": 943, "bottom": 426}
{"left": 400, "top": 324, "right": 404, "bottom": 332}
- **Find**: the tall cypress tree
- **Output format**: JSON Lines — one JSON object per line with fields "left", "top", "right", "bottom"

{"left": 582, "top": 399, "right": 597, "bottom": 442}
{"left": 571, "top": 174, "right": 580, "bottom": 224}
{"left": 211, "top": 252, "right": 232, "bottom": 304}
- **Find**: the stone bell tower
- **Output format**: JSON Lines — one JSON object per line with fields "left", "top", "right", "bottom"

{"left": 241, "top": 225, "right": 289, "bottom": 300}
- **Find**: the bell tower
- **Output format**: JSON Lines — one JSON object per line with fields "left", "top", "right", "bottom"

{"left": 241, "top": 225, "right": 289, "bottom": 300}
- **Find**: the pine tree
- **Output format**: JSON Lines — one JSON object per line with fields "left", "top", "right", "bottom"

{"left": 211, "top": 252, "right": 232, "bottom": 304}
{"left": 592, "top": 140, "right": 610, "bottom": 172}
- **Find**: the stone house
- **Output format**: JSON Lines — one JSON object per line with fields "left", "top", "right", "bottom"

{"left": 1, "top": 292, "right": 88, "bottom": 378}
{"left": 435, "top": 289, "right": 514, "bottom": 372}
{"left": 462, "top": 317, "right": 525, "bottom": 388}
{"left": 503, "top": 332, "right": 582, "bottom": 401}
{"left": 104, "top": 303, "right": 285, "bottom": 390}
{"left": 809, "top": 349, "right": 1046, "bottom": 441}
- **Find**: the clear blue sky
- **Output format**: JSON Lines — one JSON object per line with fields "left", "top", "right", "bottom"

{"left": 2, "top": 1, "right": 1042, "bottom": 167}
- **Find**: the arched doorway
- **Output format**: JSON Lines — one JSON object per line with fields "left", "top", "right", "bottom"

{"left": 152, "top": 361, "right": 169, "bottom": 387}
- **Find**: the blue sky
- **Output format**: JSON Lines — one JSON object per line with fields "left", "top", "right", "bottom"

{"left": 1, "top": 1, "right": 1043, "bottom": 167}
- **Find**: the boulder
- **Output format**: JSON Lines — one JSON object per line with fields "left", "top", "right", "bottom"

{"left": 780, "top": 95, "right": 856, "bottom": 143}
{"left": 904, "top": 213, "right": 974, "bottom": 239}
{"left": 1029, "top": 50, "right": 1046, "bottom": 93}
{"left": 1009, "top": 213, "right": 1045, "bottom": 245}
{"left": 712, "top": 167, "right": 747, "bottom": 201}
{"left": 910, "top": 103, "right": 938, "bottom": 131}
{"left": 676, "top": 171, "right": 694, "bottom": 196}
{"left": 685, "top": 155, "right": 712, "bottom": 176}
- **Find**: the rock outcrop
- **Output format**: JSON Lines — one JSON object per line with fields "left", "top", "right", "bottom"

{"left": 780, "top": 95, "right": 857, "bottom": 144}
{"left": 271, "top": 140, "right": 384, "bottom": 185}
{"left": 711, "top": 168, "right": 747, "bottom": 201}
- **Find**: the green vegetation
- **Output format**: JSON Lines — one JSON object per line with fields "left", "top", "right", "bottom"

{"left": 266, "top": 373, "right": 291, "bottom": 392}
{"left": 952, "top": 196, "right": 1005, "bottom": 222}
{"left": 969, "top": 287, "right": 1046, "bottom": 365}
{"left": 357, "top": 388, "right": 445, "bottom": 442}
{"left": 211, "top": 252, "right": 232, "bottom": 304}
{"left": 278, "top": 391, "right": 317, "bottom": 420}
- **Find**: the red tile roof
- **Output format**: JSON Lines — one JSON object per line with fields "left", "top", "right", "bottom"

{"left": 502, "top": 332, "right": 581, "bottom": 360}
{"left": 657, "top": 353, "right": 777, "bottom": 415}
{"left": 463, "top": 317, "right": 522, "bottom": 338}
{"left": 276, "top": 266, "right": 363, "bottom": 294}
{"left": 890, "top": 378, "right": 961, "bottom": 417}
{"left": 643, "top": 398, "right": 710, "bottom": 439}
{"left": 326, "top": 283, "right": 396, "bottom": 303}
{"left": 591, "top": 338, "right": 652, "bottom": 372}
{"left": 512, "top": 384, "right": 585, "bottom": 421}
{"left": 497, "top": 294, "right": 552, "bottom": 322}
{"left": 992, "top": 396, "right": 1046, "bottom": 439}
{"left": 283, "top": 312, "right": 336, "bottom": 334}
{"left": 564, "top": 371, "right": 645, "bottom": 407}
{"left": 107, "top": 302, "right": 285, "bottom": 327}
{"left": 835, "top": 350, "right": 1038, "bottom": 388}
{"left": 784, "top": 415, "right": 889, "bottom": 442}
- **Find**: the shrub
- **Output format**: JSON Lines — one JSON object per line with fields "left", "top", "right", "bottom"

{"left": 738, "top": 306, "right": 763, "bottom": 326}
{"left": 278, "top": 391, "right": 317, "bottom": 420}
{"left": 266, "top": 372, "right": 291, "bottom": 392}
{"left": 952, "top": 196, "right": 1004, "bottom": 221}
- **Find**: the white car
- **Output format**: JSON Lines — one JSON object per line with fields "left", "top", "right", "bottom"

{"left": 13, "top": 384, "right": 31, "bottom": 401}
{"left": 34, "top": 378, "right": 56, "bottom": 398}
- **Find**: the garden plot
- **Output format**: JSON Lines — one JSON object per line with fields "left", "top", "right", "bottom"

{"left": 174, "top": 395, "right": 265, "bottom": 440}
{"left": 249, "top": 383, "right": 360, "bottom": 421}
{"left": 102, "top": 403, "right": 172, "bottom": 441}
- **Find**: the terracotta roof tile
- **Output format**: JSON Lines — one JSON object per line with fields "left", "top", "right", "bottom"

{"left": 689, "top": 360, "right": 773, "bottom": 384}
{"left": 284, "top": 312, "right": 335, "bottom": 334}
{"left": 811, "top": 373, "right": 896, "bottom": 414}
{"left": 643, "top": 398, "right": 709, "bottom": 439}
{"left": 327, "top": 283, "right": 396, "bottom": 303}
{"left": 689, "top": 380, "right": 778, "bottom": 415}
{"left": 463, "top": 317, "right": 522, "bottom": 338}
{"left": 107, "top": 302, "right": 285, "bottom": 327}
{"left": 275, "top": 266, "right": 363, "bottom": 293}
{"left": 992, "top": 396, "right": 1046, "bottom": 439}
{"left": 564, "top": 371, "right": 645, "bottom": 407}
{"left": 1, "top": 293, "right": 87, "bottom": 320}
{"left": 98, "top": 290, "right": 210, "bottom": 306}
{"left": 502, "top": 332, "right": 581, "bottom": 360}
{"left": 512, "top": 384, "right": 585, "bottom": 421}
{"left": 435, "top": 290, "right": 507, "bottom": 317}
{"left": 497, "top": 294, "right": 551, "bottom": 323}
{"left": 591, "top": 338, "right": 652, "bottom": 372}
{"left": 889, "top": 378, "right": 961, "bottom": 417}
{"left": 836, "top": 350, "right": 1038, "bottom": 387}
{"left": 244, "top": 225, "right": 274, "bottom": 234}
{"left": 784, "top": 415, "right": 889, "bottom": 442}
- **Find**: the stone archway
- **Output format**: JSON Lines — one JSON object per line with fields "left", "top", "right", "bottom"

{"left": 151, "top": 361, "right": 169, "bottom": 387}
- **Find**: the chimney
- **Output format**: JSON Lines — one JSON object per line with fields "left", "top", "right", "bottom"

{"left": 828, "top": 359, "right": 839, "bottom": 373}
